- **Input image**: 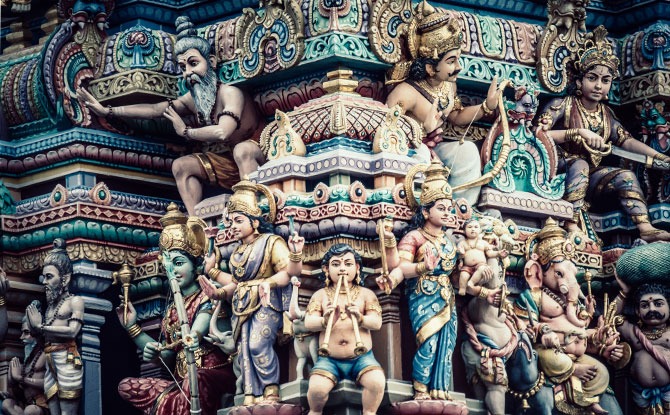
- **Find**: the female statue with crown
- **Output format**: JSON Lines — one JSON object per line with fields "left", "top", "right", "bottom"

{"left": 199, "top": 180, "right": 304, "bottom": 405}
{"left": 116, "top": 203, "right": 234, "bottom": 415}
{"left": 537, "top": 26, "right": 670, "bottom": 242}
{"left": 385, "top": 2, "right": 504, "bottom": 206}
{"left": 376, "top": 161, "right": 500, "bottom": 403}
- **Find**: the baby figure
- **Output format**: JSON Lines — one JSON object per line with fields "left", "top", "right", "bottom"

{"left": 457, "top": 219, "right": 507, "bottom": 296}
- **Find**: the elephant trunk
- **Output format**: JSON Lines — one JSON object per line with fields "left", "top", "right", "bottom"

{"left": 563, "top": 282, "right": 586, "bottom": 328}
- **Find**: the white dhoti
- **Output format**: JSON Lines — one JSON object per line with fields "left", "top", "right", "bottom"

{"left": 433, "top": 140, "right": 482, "bottom": 205}
{"left": 44, "top": 346, "right": 83, "bottom": 400}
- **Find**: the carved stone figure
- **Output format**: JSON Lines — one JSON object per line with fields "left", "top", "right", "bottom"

{"left": 25, "top": 239, "right": 84, "bottom": 415}
{"left": 460, "top": 221, "right": 515, "bottom": 415}
{"left": 614, "top": 243, "right": 670, "bottom": 415}
{"left": 77, "top": 16, "right": 265, "bottom": 215}
{"left": 537, "top": 26, "right": 670, "bottom": 242}
{"left": 304, "top": 243, "right": 385, "bottom": 415}
{"left": 199, "top": 180, "right": 304, "bottom": 405}
{"left": 612, "top": 280, "right": 670, "bottom": 414}
{"left": 286, "top": 276, "right": 318, "bottom": 381}
{"left": 2, "top": 301, "right": 48, "bottom": 415}
{"left": 456, "top": 218, "right": 508, "bottom": 296}
{"left": 385, "top": 2, "right": 502, "bottom": 205}
{"left": 639, "top": 100, "right": 670, "bottom": 153}
{"left": 378, "top": 161, "right": 492, "bottom": 404}
{"left": 515, "top": 218, "right": 623, "bottom": 415}
{"left": 116, "top": 204, "right": 234, "bottom": 415}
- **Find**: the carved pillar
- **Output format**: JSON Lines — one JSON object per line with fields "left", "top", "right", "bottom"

{"left": 373, "top": 290, "right": 402, "bottom": 379}
{"left": 81, "top": 297, "right": 112, "bottom": 415}
{"left": 72, "top": 261, "right": 113, "bottom": 415}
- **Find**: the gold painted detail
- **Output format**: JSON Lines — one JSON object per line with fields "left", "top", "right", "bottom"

{"left": 236, "top": 0, "right": 305, "bottom": 78}
{"left": 372, "top": 105, "right": 413, "bottom": 155}
{"left": 260, "top": 109, "right": 306, "bottom": 160}
{"left": 536, "top": 0, "right": 589, "bottom": 93}
{"left": 88, "top": 69, "right": 179, "bottom": 102}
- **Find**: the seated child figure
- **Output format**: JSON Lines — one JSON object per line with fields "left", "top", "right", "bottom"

{"left": 457, "top": 219, "right": 507, "bottom": 296}
{"left": 304, "top": 243, "right": 386, "bottom": 415}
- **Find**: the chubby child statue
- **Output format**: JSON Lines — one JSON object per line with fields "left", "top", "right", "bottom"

{"left": 457, "top": 218, "right": 508, "bottom": 296}
{"left": 304, "top": 243, "right": 386, "bottom": 415}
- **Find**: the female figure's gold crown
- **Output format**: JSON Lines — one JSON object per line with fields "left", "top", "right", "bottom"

{"left": 158, "top": 203, "right": 207, "bottom": 258}
{"left": 575, "top": 25, "right": 620, "bottom": 78}
{"left": 405, "top": 160, "right": 453, "bottom": 209}
{"left": 226, "top": 179, "right": 277, "bottom": 223}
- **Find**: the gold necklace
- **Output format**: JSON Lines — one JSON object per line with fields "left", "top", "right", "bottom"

{"left": 642, "top": 324, "right": 668, "bottom": 340}
{"left": 229, "top": 235, "right": 260, "bottom": 277}
{"left": 575, "top": 98, "right": 603, "bottom": 134}
{"left": 325, "top": 284, "right": 361, "bottom": 320}
{"left": 416, "top": 79, "right": 451, "bottom": 111}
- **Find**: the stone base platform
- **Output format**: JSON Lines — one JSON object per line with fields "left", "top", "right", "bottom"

{"left": 219, "top": 380, "right": 485, "bottom": 415}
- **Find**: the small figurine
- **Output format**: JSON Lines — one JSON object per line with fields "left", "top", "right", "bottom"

{"left": 537, "top": 26, "right": 670, "bottom": 241}
{"left": 2, "top": 301, "right": 48, "bottom": 415}
{"left": 117, "top": 204, "right": 234, "bottom": 415}
{"left": 456, "top": 218, "right": 508, "bottom": 296}
{"left": 286, "top": 276, "right": 318, "bottom": 381}
{"left": 613, "top": 260, "right": 670, "bottom": 414}
{"left": 77, "top": 16, "right": 265, "bottom": 216}
{"left": 25, "top": 239, "right": 84, "bottom": 415}
{"left": 304, "top": 243, "right": 385, "bottom": 415}
{"left": 199, "top": 180, "right": 304, "bottom": 405}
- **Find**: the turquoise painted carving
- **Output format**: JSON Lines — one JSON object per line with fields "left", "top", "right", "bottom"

{"left": 482, "top": 86, "right": 565, "bottom": 200}
{"left": 309, "top": 0, "right": 364, "bottom": 35}
{"left": 641, "top": 22, "right": 670, "bottom": 70}
{"left": 117, "top": 25, "right": 163, "bottom": 70}
{"left": 0, "top": 180, "right": 16, "bottom": 215}
{"left": 236, "top": 1, "right": 305, "bottom": 78}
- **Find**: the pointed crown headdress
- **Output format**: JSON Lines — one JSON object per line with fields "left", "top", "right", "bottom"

{"left": 226, "top": 179, "right": 277, "bottom": 223}
{"left": 158, "top": 203, "right": 207, "bottom": 258}
{"left": 407, "top": 2, "right": 463, "bottom": 60}
{"left": 404, "top": 160, "right": 453, "bottom": 210}
{"left": 574, "top": 25, "right": 620, "bottom": 78}
{"left": 525, "top": 218, "right": 586, "bottom": 265}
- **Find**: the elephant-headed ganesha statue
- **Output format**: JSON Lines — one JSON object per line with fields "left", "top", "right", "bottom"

{"left": 514, "top": 218, "right": 624, "bottom": 415}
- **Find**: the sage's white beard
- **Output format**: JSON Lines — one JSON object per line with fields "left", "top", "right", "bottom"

{"left": 46, "top": 284, "right": 65, "bottom": 304}
{"left": 24, "top": 341, "right": 36, "bottom": 359}
{"left": 188, "top": 67, "right": 218, "bottom": 125}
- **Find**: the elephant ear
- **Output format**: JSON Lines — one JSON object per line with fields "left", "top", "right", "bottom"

{"left": 523, "top": 260, "right": 543, "bottom": 290}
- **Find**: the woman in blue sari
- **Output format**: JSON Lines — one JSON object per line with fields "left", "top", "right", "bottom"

{"left": 378, "top": 161, "right": 500, "bottom": 400}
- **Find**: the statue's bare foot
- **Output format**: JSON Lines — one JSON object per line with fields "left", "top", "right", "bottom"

{"left": 640, "top": 227, "right": 670, "bottom": 242}
{"left": 413, "top": 391, "right": 431, "bottom": 400}
{"left": 573, "top": 363, "right": 597, "bottom": 382}
{"left": 589, "top": 403, "right": 608, "bottom": 415}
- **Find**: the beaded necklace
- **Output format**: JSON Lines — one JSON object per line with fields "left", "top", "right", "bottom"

{"left": 575, "top": 98, "right": 604, "bottom": 134}
{"left": 641, "top": 324, "right": 668, "bottom": 341}
{"left": 416, "top": 79, "right": 452, "bottom": 111}
{"left": 229, "top": 235, "right": 260, "bottom": 278}
{"left": 44, "top": 293, "right": 73, "bottom": 327}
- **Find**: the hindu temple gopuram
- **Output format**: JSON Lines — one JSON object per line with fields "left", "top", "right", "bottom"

{"left": 2, "top": 0, "right": 670, "bottom": 414}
